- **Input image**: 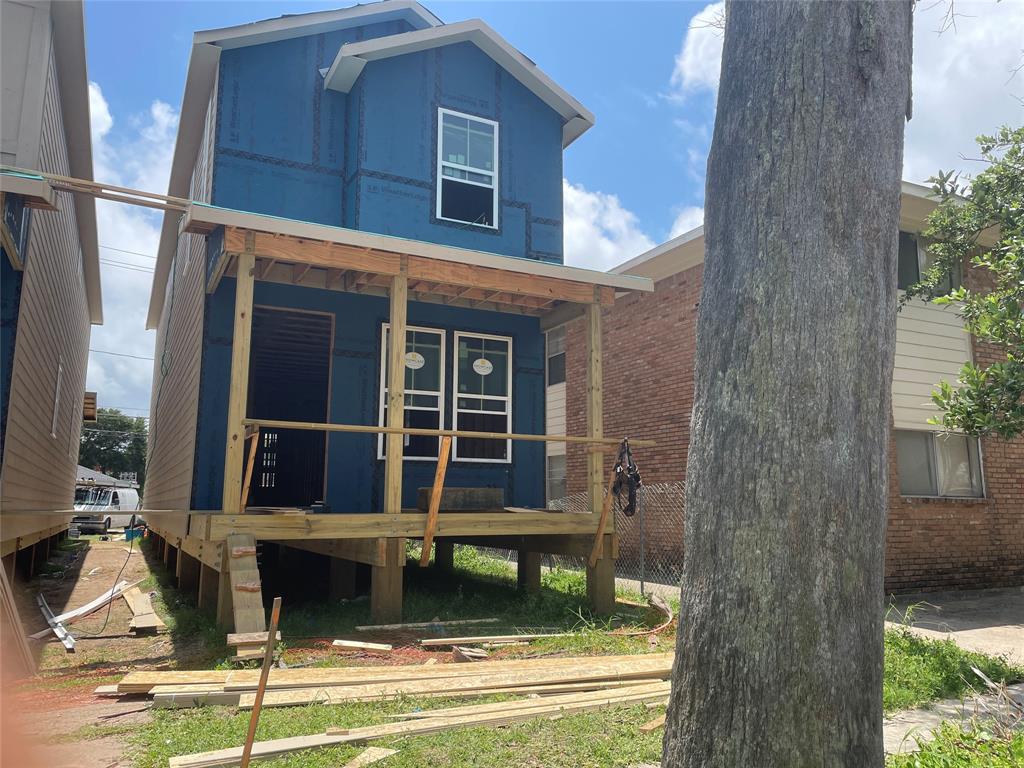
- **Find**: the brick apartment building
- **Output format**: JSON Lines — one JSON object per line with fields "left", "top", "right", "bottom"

{"left": 549, "top": 182, "right": 1023, "bottom": 593}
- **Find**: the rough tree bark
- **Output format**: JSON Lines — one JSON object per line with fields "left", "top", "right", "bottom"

{"left": 663, "top": 2, "right": 912, "bottom": 767}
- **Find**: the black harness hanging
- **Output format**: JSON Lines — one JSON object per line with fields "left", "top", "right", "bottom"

{"left": 612, "top": 437, "right": 642, "bottom": 517}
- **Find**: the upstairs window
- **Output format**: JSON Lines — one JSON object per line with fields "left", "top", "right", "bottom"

{"left": 897, "top": 231, "right": 961, "bottom": 293}
{"left": 437, "top": 108, "right": 498, "bottom": 228}
{"left": 895, "top": 430, "right": 984, "bottom": 498}
{"left": 454, "top": 332, "right": 512, "bottom": 462}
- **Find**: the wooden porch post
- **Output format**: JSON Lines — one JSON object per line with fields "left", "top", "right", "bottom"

{"left": 222, "top": 251, "right": 256, "bottom": 515}
{"left": 584, "top": 300, "right": 614, "bottom": 614}
{"left": 374, "top": 262, "right": 408, "bottom": 623}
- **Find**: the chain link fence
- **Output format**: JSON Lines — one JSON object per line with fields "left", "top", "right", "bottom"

{"left": 474, "top": 481, "right": 686, "bottom": 599}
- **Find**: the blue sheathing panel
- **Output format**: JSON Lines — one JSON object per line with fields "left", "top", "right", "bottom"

{"left": 191, "top": 279, "right": 545, "bottom": 512}
{"left": 351, "top": 42, "right": 564, "bottom": 262}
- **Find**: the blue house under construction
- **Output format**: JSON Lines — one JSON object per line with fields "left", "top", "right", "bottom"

{"left": 142, "top": 0, "right": 651, "bottom": 626}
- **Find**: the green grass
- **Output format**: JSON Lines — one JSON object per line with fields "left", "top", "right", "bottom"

{"left": 130, "top": 697, "right": 666, "bottom": 768}
{"left": 882, "top": 626, "right": 1022, "bottom": 713}
{"left": 886, "top": 722, "right": 1024, "bottom": 767}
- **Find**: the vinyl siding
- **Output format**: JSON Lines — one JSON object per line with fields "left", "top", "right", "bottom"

{"left": 142, "top": 90, "right": 216, "bottom": 536}
{"left": 892, "top": 298, "right": 972, "bottom": 430}
{"left": 545, "top": 381, "right": 565, "bottom": 458}
{"left": 0, "top": 40, "right": 90, "bottom": 541}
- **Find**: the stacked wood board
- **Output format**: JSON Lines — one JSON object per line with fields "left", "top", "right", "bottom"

{"left": 168, "top": 678, "right": 671, "bottom": 767}
{"left": 105, "top": 652, "right": 673, "bottom": 711}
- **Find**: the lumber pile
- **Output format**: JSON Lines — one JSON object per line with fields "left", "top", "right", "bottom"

{"left": 122, "top": 587, "right": 167, "bottom": 634}
{"left": 104, "top": 652, "right": 673, "bottom": 712}
{"left": 167, "top": 679, "right": 671, "bottom": 767}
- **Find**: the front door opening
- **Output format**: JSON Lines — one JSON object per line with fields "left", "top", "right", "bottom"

{"left": 247, "top": 307, "right": 332, "bottom": 508}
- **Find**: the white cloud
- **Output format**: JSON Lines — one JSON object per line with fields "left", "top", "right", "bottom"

{"left": 904, "top": 0, "right": 1024, "bottom": 183}
{"left": 85, "top": 82, "right": 178, "bottom": 418}
{"left": 670, "top": 2, "right": 724, "bottom": 96}
{"left": 668, "top": 1, "right": 1024, "bottom": 186}
{"left": 669, "top": 206, "right": 704, "bottom": 238}
{"left": 562, "top": 179, "right": 655, "bottom": 271}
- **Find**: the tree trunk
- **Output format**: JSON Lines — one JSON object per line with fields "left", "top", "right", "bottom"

{"left": 663, "top": 3, "right": 912, "bottom": 767}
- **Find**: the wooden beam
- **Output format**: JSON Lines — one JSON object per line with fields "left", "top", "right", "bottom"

{"left": 585, "top": 303, "right": 605, "bottom": 524}
{"left": 209, "top": 512, "right": 601, "bottom": 541}
{"left": 222, "top": 252, "right": 256, "bottom": 514}
{"left": 278, "top": 538, "right": 392, "bottom": 567}
{"left": 241, "top": 418, "right": 653, "bottom": 448}
{"left": 517, "top": 551, "right": 541, "bottom": 593}
{"left": 240, "top": 428, "right": 260, "bottom": 511}
{"left": 384, "top": 267, "right": 408, "bottom": 516}
{"left": 588, "top": 468, "right": 618, "bottom": 567}
{"left": 370, "top": 539, "right": 403, "bottom": 624}
{"left": 419, "top": 436, "right": 452, "bottom": 567}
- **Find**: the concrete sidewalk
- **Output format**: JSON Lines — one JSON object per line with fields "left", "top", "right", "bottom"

{"left": 886, "top": 586, "right": 1024, "bottom": 663}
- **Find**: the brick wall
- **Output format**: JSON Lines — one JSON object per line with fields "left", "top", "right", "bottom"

{"left": 565, "top": 262, "right": 1024, "bottom": 593}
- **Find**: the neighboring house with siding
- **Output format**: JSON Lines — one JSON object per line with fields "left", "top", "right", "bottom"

{"left": 142, "top": 0, "right": 648, "bottom": 624}
{"left": 0, "top": 0, "right": 102, "bottom": 567}
{"left": 553, "top": 182, "right": 1023, "bottom": 592}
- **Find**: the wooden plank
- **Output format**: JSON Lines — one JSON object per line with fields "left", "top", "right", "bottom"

{"left": 332, "top": 639, "right": 393, "bottom": 651}
{"left": 279, "top": 537, "right": 388, "bottom": 567}
{"left": 226, "top": 631, "right": 281, "bottom": 647}
{"left": 419, "top": 435, "right": 452, "bottom": 567}
{"left": 239, "top": 427, "right": 260, "bottom": 511}
{"left": 241, "top": 417, "right": 654, "bottom": 448}
{"left": 588, "top": 467, "right": 618, "bottom": 567}
{"left": 355, "top": 618, "right": 499, "bottom": 632}
{"left": 122, "top": 587, "right": 167, "bottom": 633}
{"left": 222, "top": 252, "right": 256, "bottom": 515}
{"left": 239, "top": 597, "right": 282, "bottom": 768}
{"left": 639, "top": 713, "right": 666, "bottom": 733}
{"left": 384, "top": 270, "right": 408, "bottom": 516}
{"left": 585, "top": 302, "right": 605, "bottom": 522}
{"left": 420, "top": 634, "right": 569, "bottom": 647}
{"left": 169, "top": 683, "right": 669, "bottom": 767}
{"left": 341, "top": 747, "right": 398, "bottom": 768}
{"left": 210, "top": 512, "right": 601, "bottom": 541}
{"left": 225, "top": 534, "right": 266, "bottom": 635}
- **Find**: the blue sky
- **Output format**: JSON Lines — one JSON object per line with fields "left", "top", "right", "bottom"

{"left": 81, "top": 0, "right": 1024, "bottom": 417}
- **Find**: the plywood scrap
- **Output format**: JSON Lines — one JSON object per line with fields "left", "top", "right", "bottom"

{"left": 333, "top": 639, "right": 393, "bottom": 652}
{"left": 122, "top": 587, "right": 167, "bottom": 633}
{"left": 342, "top": 747, "right": 398, "bottom": 768}
{"left": 420, "top": 633, "right": 568, "bottom": 647}
{"left": 227, "top": 631, "right": 281, "bottom": 646}
{"left": 639, "top": 712, "right": 666, "bottom": 733}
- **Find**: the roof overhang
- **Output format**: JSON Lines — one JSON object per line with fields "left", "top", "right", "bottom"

{"left": 324, "top": 19, "right": 595, "bottom": 148}
{"left": 186, "top": 203, "right": 651, "bottom": 312}
{"left": 609, "top": 184, "right": 993, "bottom": 283}
{"left": 51, "top": 0, "right": 102, "bottom": 324}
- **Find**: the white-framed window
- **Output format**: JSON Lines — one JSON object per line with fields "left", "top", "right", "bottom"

{"left": 378, "top": 324, "right": 446, "bottom": 460}
{"left": 895, "top": 429, "right": 984, "bottom": 498}
{"left": 897, "top": 231, "right": 962, "bottom": 293}
{"left": 545, "top": 326, "right": 566, "bottom": 386}
{"left": 51, "top": 358, "right": 64, "bottom": 438}
{"left": 453, "top": 332, "right": 512, "bottom": 463}
{"left": 436, "top": 108, "right": 499, "bottom": 228}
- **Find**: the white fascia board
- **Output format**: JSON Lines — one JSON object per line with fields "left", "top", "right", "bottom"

{"left": 146, "top": 42, "right": 221, "bottom": 329}
{"left": 195, "top": 1, "right": 440, "bottom": 49}
{"left": 51, "top": 0, "right": 102, "bottom": 324}
{"left": 185, "top": 203, "right": 653, "bottom": 294}
{"left": 325, "top": 19, "right": 595, "bottom": 148}
{"left": 0, "top": 172, "right": 57, "bottom": 210}
{"left": 610, "top": 225, "right": 705, "bottom": 281}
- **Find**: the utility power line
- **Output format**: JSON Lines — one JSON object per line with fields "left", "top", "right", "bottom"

{"left": 100, "top": 244, "right": 157, "bottom": 260}
{"left": 90, "top": 348, "right": 154, "bottom": 361}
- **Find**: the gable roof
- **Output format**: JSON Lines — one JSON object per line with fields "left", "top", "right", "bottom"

{"left": 324, "top": 19, "right": 595, "bottom": 148}
{"left": 147, "top": 1, "right": 592, "bottom": 327}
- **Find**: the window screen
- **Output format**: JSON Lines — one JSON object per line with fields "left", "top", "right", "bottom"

{"left": 895, "top": 429, "right": 983, "bottom": 498}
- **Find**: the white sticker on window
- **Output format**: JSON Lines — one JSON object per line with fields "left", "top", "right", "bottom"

{"left": 404, "top": 351, "right": 425, "bottom": 370}
{"left": 472, "top": 358, "right": 493, "bottom": 376}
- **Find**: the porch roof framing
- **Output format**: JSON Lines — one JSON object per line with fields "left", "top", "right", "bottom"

{"left": 189, "top": 203, "right": 653, "bottom": 313}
